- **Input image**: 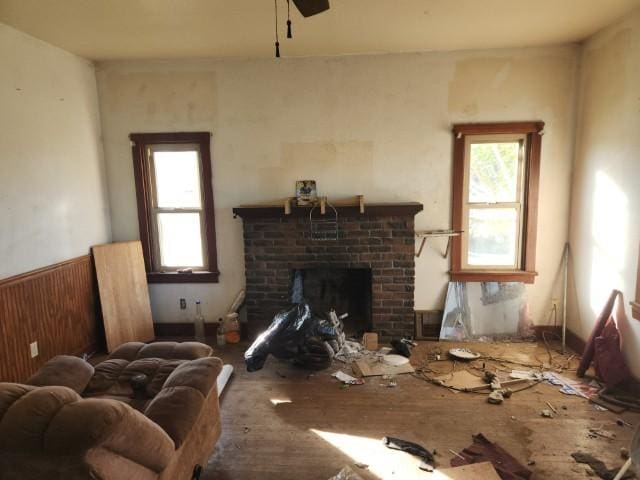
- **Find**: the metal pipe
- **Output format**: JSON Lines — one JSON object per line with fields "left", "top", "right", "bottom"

{"left": 562, "top": 242, "right": 569, "bottom": 354}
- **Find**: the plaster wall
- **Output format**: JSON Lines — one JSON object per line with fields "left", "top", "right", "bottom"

{"left": 568, "top": 9, "right": 640, "bottom": 375}
{"left": 0, "top": 22, "right": 111, "bottom": 279}
{"left": 96, "top": 46, "right": 578, "bottom": 326}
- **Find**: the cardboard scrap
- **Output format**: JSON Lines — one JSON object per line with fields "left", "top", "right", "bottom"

{"left": 352, "top": 358, "right": 414, "bottom": 377}
{"left": 434, "top": 370, "right": 487, "bottom": 390}
{"left": 432, "top": 462, "right": 501, "bottom": 480}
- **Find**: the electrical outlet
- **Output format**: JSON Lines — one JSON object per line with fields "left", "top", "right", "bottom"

{"left": 30, "top": 341, "right": 38, "bottom": 358}
{"left": 179, "top": 298, "right": 187, "bottom": 310}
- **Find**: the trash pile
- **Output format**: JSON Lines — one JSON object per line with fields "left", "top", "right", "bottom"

{"left": 245, "top": 302, "right": 419, "bottom": 376}
{"left": 245, "top": 303, "right": 346, "bottom": 371}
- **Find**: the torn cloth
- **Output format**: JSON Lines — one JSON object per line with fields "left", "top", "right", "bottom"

{"left": 451, "top": 433, "right": 532, "bottom": 480}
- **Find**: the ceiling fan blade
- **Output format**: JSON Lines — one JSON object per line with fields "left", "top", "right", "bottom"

{"left": 292, "top": 0, "right": 330, "bottom": 17}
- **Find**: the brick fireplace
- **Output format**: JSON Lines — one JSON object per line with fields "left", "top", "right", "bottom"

{"left": 233, "top": 202, "right": 423, "bottom": 340}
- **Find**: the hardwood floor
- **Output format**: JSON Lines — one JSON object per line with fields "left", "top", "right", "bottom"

{"left": 204, "top": 340, "right": 639, "bottom": 480}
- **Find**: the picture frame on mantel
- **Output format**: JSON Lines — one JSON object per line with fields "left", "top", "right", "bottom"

{"left": 295, "top": 180, "right": 317, "bottom": 206}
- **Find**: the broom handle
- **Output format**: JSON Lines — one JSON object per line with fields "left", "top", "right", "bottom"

{"left": 613, "top": 458, "right": 632, "bottom": 480}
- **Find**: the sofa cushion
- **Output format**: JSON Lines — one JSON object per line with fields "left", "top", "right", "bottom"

{"left": 84, "top": 358, "right": 187, "bottom": 400}
{"left": 26, "top": 355, "right": 94, "bottom": 394}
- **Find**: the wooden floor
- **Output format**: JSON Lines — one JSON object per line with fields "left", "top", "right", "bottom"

{"left": 202, "top": 340, "right": 639, "bottom": 480}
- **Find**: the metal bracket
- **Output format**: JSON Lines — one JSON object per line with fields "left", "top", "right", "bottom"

{"left": 415, "top": 230, "right": 463, "bottom": 258}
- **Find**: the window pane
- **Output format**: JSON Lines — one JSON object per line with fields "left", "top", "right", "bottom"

{"left": 157, "top": 213, "right": 204, "bottom": 267}
{"left": 469, "top": 142, "right": 520, "bottom": 203}
{"left": 153, "top": 150, "right": 202, "bottom": 208}
{"left": 468, "top": 208, "right": 518, "bottom": 266}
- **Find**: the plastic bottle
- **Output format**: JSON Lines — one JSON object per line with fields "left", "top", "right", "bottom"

{"left": 194, "top": 301, "right": 205, "bottom": 343}
{"left": 225, "top": 313, "right": 241, "bottom": 344}
{"left": 216, "top": 318, "right": 226, "bottom": 347}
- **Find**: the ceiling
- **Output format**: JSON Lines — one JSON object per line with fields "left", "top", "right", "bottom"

{"left": 1, "top": 0, "right": 638, "bottom": 61}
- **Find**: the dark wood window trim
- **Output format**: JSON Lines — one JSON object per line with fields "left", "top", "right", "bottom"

{"left": 633, "top": 244, "right": 640, "bottom": 320}
{"left": 450, "top": 121, "right": 544, "bottom": 284}
{"left": 130, "top": 132, "right": 219, "bottom": 284}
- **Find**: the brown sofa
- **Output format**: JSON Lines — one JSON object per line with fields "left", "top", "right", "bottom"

{"left": 0, "top": 342, "right": 222, "bottom": 480}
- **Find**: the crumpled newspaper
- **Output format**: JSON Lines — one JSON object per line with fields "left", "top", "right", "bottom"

{"left": 335, "top": 340, "right": 367, "bottom": 363}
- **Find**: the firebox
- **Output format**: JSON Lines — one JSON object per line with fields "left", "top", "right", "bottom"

{"left": 291, "top": 268, "right": 372, "bottom": 336}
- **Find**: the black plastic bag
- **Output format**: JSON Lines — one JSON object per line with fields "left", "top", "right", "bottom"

{"left": 244, "top": 303, "right": 344, "bottom": 372}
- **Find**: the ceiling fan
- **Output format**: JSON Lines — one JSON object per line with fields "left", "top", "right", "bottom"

{"left": 291, "top": 0, "right": 330, "bottom": 17}
{"left": 273, "top": 0, "right": 329, "bottom": 57}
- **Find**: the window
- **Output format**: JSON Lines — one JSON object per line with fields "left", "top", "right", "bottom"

{"left": 450, "top": 122, "right": 543, "bottom": 283}
{"left": 130, "top": 132, "right": 219, "bottom": 283}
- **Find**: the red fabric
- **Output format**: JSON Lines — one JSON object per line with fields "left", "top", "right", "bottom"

{"left": 594, "top": 318, "right": 632, "bottom": 388}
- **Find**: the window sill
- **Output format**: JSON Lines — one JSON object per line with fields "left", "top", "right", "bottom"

{"left": 632, "top": 301, "right": 640, "bottom": 321}
{"left": 147, "top": 271, "right": 220, "bottom": 284}
{"left": 449, "top": 270, "right": 537, "bottom": 284}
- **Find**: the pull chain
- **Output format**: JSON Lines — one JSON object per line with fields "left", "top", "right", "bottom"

{"left": 274, "top": 0, "right": 280, "bottom": 57}
{"left": 287, "top": 0, "right": 293, "bottom": 38}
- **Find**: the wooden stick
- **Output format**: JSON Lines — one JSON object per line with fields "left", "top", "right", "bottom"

{"left": 358, "top": 195, "right": 365, "bottom": 214}
{"left": 546, "top": 401, "right": 558, "bottom": 414}
{"left": 464, "top": 377, "right": 529, "bottom": 392}
{"left": 448, "top": 449, "right": 465, "bottom": 460}
{"left": 320, "top": 196, "right": 326, "bottom": 215}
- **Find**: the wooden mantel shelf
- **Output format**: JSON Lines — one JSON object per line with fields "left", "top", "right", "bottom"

{"left": 233, "top": 202, "right": 423, "bottom": 219}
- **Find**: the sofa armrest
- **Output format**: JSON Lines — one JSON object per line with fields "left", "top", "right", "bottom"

{"left": 26, "top": 355, "right": 94, "bottom": 394}
{"left": 145, "top": 357, "right": 222, "bottom": 448}
{"left": 46, "top": 398, "right": 175, "bottom": 473}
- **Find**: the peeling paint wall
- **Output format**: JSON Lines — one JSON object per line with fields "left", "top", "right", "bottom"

{"left": 568, "top": 9, "right": 640, "bottom": 375}
{"left": 0, "top": 23, "right": 111, "bottom": 279}
{"left": 96, "top": 45, "right": 578, "bottom": 327}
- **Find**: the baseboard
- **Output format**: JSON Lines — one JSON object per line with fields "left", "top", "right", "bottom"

{"left": 532, "top": 325, "right": 585, "bottom": 355}
{"left": 154, "top": 322, "right": 195, "bottom": 338}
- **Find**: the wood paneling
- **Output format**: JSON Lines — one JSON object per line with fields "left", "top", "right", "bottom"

{"left": 92, "top": 241, "right": 155, "bottom": 352}
{"left": 0, "top": 255, "right": 101, "bottom": 383}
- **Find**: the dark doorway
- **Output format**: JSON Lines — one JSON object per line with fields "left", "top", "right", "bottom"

{"left": 291, "top": 268, "right": 372, "bottom": 336}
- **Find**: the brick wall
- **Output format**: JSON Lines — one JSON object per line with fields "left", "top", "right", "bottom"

{"left": 241, "top": 214, "right": 416, "bottom": 340}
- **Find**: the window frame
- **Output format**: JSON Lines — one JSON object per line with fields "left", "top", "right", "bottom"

{"left": 450, "top": 122, "right": 544, "bottom": 284}
{"left": 130, "top": 132, "right": 219, "bottom": 284}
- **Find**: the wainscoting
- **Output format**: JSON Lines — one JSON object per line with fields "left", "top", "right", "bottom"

{"left": 0, "top": 255, "right": 101, "bottom": 382}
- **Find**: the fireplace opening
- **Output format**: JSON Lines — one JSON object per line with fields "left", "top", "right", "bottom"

{"left": 291, "top": 268, "right": 372, "bottom": 337}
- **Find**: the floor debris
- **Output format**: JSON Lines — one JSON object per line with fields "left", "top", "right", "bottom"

{"left": 451, "top": 433, "right": 533, "bottom": 479}
{"left": 488, "top": 390, "right": 504, "bottom": 404}
{"left": 328, "top": 466, "right": 364, "bottom": 480}
{"left": 332, "top": 370, "right": 365, "bottom": 385}
{"left": 434, "top": 462, "right": 501, "bottom": 480}
{"left": 541, "top": 409, "right": 554, "bottom": 418}
{"left": 383, "top": 436, "right": 435, "bottom": 470}
{"left": 351, "top": 356, "right": 415, "bottom": 377}
{"left": 571, "top": 452, "right": 634, "bottom": 480}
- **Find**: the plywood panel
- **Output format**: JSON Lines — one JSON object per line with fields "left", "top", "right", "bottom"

{"left": 92, "top": 241, "right": 154, "bottom": 352}
{"left": 0, "top": 256, "right": 100, "bottom": 383}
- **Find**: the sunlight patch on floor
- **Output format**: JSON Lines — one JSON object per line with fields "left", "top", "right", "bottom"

{"left": 270, "top": 398, "right": 292, "bottom": 405}
{"left": 310, "top": 429, "right": 455, "bottom": 480}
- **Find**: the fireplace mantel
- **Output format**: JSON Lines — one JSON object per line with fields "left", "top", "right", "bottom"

{"left": 233, "top": 202, "right": 423, "bottom": 219}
